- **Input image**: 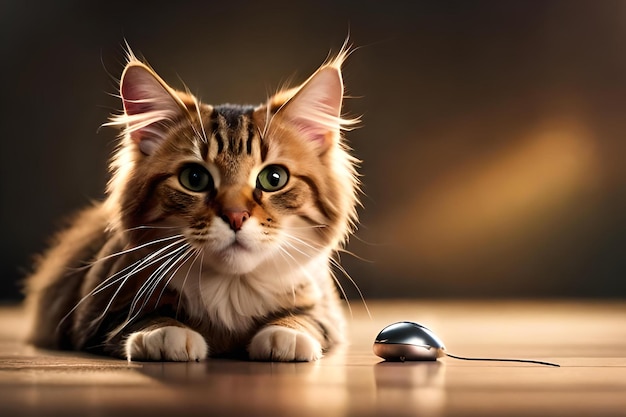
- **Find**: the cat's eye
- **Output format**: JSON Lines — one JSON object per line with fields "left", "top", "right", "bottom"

{"left": 257, "top": 165, "right": 289, "bottom": 192}
{"left": 179, "top": 164, "right": 213, "bottom": 192}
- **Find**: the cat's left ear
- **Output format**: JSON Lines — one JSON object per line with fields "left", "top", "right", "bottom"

{"left": 274, "top": 65, "right": 344, "bottom": 153}
{"left": 119, "top": 62, "right": 186, "bottom": 155}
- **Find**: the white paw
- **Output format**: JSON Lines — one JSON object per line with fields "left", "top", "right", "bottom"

{"left": 125, "top": 326, "right": 208, "bottom": 362}
{"left": 248, "top": 325, "right": 322, "bottom": 362}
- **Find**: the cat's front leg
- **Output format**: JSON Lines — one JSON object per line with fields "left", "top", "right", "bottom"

{"left": 248, "top": 316, "right": 330, "bottom": 362}
{"left": 121, "top": 319, "right": 208, "bottom": 362}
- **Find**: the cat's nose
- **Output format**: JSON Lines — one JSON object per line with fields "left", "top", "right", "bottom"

{"left": 221, "top": 209, "right": 250, "bottom": 232}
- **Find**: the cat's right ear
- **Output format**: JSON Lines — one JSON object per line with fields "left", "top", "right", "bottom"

{"left": 119, "top": 62, "right": 185, "bottom": 155}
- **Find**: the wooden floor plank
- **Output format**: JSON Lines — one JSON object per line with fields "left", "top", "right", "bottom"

{"left": 1, "top": 300, "right": 625, "bottom": 417}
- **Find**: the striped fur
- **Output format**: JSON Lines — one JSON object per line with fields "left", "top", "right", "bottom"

{"left": 24, "top": 45, "right": 360, "bottom": 362}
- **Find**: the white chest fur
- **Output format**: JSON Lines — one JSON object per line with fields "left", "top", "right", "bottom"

{"left": 176, "top": 252, "right": 329, "bottom": 331}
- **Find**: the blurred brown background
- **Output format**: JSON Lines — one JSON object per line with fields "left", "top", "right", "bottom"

{"left": 1, "top": 0, "right": 625, "bottom": 301}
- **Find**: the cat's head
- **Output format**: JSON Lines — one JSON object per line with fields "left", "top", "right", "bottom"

{"left": 105, "top": 49, "right": 360, "bottom": 275}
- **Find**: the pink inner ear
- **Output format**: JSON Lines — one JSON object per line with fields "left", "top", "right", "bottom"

{"left": 121, "top": 74, "right": 160, "bottom": 116}
{"left": 118, "top": 65, "right": 183, "bottom": 150}
{"left": 277, "top": 66, "right": 343, "bottom": 151}
{"left": 123, "top": 97, "right": 152, "bottom": 117}
{"left": 123, "top": 97, "right": 153, "bottom": 143}
{"left": 292, "top": 117, "right": 329, "bottom": 145}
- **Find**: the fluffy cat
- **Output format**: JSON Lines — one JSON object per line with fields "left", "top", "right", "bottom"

{"left": 24, "top": 46, "right": 360, "bottom": 362}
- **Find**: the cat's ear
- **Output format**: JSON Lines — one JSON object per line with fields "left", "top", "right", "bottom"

{"left": 273, "top": 65, "right": 345, "bottom": 152}
{"left": 119, "top": 62, "right": 186, "bottom": 155}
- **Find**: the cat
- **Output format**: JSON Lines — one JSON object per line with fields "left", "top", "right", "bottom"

{"left": 23, "top": 46, "right": 360, "bottom": 362}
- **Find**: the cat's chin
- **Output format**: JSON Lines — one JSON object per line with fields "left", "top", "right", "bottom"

{"left": 201, "top": 243, "right": 268, "bottom": 275}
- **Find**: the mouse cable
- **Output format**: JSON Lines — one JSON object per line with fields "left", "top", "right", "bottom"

{"left": 445, "top": 352, "right": 560, "bottom": 367}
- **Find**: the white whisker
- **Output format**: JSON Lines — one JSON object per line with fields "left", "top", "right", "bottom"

{"left": 92, "top": 237, "right": 187, "bottom": 295}
{"left": 108, "top": 242, "right": 192, "bottom": 336}
{"left": 153, "top": 247, "right": 197, "bottom": 309}
{"left": 177, "top": 249, "right": 202, "bottom": 317}
{"left": 280, "top": 238, "right": 315, "bottom": 259}
{"left": 329, "top": 256, "right": 371, "bottom": 319}
{"left": 280, "top": 230, "right": 370, "bottom": 319}
{"left": 196, "top": 251, "right": 205, "bottom": 305}
{"left": 274, "top": 246, "right": 310, "bottom": 305}
{"left": 86, "top": 234, "right": 185, "bottom": 270}
{"left": 336, "top": 247, "right": 373, "bottom": 264}
{"left": 329, "top": 267, "right": 353, "bottom": 318}
{"left": 282, "top": 224, "right": 328, "bottom": 230}
{"left": 97, "top": 240, "right": 188, "bottom": 324}
{"left": 282, "top": 234, "right": 324, "bottom": 253}
{"left": 128, "top": 244, "right": 190, "bottom": 319}
{"left": 191, "top": 95, "right": 208, "bottom": 143}
{"left": 276, "top": 242, "right": 354, "bottom": 317}
{"left": 124, "top": 225, "right": 181, "bottom": 232}
{"left": 62, "top": 239, "right": 188, "bottom": 341}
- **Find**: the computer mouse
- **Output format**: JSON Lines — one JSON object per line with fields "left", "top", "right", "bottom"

{"left": 373, "top": 321, "right": 445, "bottom": 361}
{"left": 373, "top": 321, "right": 560, "bottom": 366}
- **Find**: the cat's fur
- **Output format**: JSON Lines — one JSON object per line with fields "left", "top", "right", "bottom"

{"left": 24, "top": 47, "right": 360, "bottom": 362}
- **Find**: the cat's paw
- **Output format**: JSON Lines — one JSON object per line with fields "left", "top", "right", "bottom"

{"left": 125, "top": 326, "right": 208, "bottom": 362}
{"left": 248, "top": 325, "right": 322, "bottom": 362}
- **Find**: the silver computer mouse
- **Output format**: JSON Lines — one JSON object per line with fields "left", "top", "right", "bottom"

{"left": 373, "top": 321, "right": 446, "bottom": 361}
{"left": 373, "top": 321, "right": 560, "bottom": 366}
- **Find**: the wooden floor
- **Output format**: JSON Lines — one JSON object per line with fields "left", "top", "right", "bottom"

{"left": 1, "top": 300, "right": 625, "bottom": 417}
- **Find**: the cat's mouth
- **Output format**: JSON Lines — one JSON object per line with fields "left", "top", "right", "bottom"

{"left": 205, "top": 236, "right": 264, "bottom": 275}
{"left": 220, "top": 234, "right": 253, "bottom": 254}
{"left": 229, "top": 240, "right": 249, "bottom": 251}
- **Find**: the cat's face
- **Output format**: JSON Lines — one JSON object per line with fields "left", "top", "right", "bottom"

{"left": 106, "top": 54, "right": 359, "bottom": 276}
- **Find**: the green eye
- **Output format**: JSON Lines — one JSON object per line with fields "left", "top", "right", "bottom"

{"left": 257, "top": 165, "right": 289, "bottom": 192}
{"left": 179, "top": 164, "right": 213, "bottom": 192}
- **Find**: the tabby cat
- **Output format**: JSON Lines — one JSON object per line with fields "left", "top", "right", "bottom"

{"left": 24, "top": 47, "right": 360, "bottom": 362}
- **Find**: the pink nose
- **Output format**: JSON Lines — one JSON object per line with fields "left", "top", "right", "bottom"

{"left": 221, "top": 209, "right": 250, "bottom": 232}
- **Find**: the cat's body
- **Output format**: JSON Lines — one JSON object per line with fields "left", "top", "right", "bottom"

{"left": 24, "top": 48, "right": 359, "bottom": 362}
